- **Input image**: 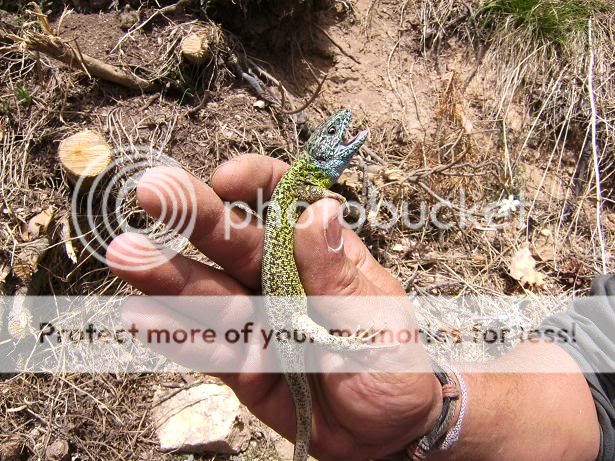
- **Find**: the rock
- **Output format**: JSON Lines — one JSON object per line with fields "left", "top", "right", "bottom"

{"left": 45, "top": 439, "right": 70, "bottom": 461}
{"left": 253, "top": 100, "right": 267, "bottom": 110}
{"left": 152, "top": 383, "right": 252, "bottom": 455}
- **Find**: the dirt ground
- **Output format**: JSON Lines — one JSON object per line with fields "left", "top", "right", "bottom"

{"left": 0, "top": 0, "right": 613, "bottom": 459}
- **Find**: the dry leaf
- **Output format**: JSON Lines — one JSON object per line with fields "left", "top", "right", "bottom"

{"left": 510, "top": 245, "right": 545, "bottom": 287}
{"left": 22, "top": 206, "right": 54, "bottom": 241}
{"left": 45, "top": 439, "right": 70, "bottom": 461}
{"left": 391, "top": 243, "right": 405, "bottom": 252}
{"left": 533, "top": 228, "right": 555, "bottom": 262}
{"left": 533, "top": 243, "right": 554, "bottom": 262}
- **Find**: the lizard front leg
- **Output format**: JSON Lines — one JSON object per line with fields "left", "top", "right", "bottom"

{"left": 292, "top": 313, "right": 387, "bottom": 352}
{"left": 296, "top": 185, "right": 346, "bottom": 205}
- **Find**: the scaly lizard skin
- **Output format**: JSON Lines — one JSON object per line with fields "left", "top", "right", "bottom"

{"left": 262, "top": 109, "right": 369, "bottom": 461}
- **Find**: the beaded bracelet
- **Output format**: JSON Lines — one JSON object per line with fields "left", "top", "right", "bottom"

{"left": 405, "top": 360, "right": 457, "bottom": 460}
{"left": 376, "top": 360, "right": 468, "bottom": 461}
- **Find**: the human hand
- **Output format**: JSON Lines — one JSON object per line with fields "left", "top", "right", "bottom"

{"left": 106, "top": 155, "right": 441, "bottom": 461}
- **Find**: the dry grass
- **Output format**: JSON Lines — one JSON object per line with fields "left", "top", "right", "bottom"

{"left": 476, "top": 1, "right": 614, "bottom": 275}
{"left": 418, "top": 0, "right": 613, "bottom": 282}
{"left": 0, "top": 372, "right": 274, "bottom": 460}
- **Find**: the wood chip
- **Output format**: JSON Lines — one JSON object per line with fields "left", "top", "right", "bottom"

{"left": 21, "top": 206, "right": 54, "bottom": 241}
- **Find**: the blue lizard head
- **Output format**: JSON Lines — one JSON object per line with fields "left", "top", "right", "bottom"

{"left": 305, "top": 109, "right": 368, "bottom": 182}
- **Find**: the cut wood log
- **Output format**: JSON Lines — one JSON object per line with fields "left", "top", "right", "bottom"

{"left": 181, "top": 33, "right": 211, "bottom": 65}
{"left": 58, "top": 129, "right": 111, "bottom": 187}
{"left": 181, "top": 26, "right": 222, "bottom": 65}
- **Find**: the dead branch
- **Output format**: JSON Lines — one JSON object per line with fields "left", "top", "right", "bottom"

{"left": 15, "top": 32, "right": 158, "bottom": 92}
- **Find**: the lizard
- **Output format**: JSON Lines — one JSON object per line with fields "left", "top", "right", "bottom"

{"left": 262, "top": 109, "right": 370, "bottom": 461}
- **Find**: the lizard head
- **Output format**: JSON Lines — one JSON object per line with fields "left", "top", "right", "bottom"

{"left": 305, "top": 109, "right": 368, "bottom": 182}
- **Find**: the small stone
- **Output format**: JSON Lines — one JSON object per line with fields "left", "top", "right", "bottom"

{"left": 45, "top": 439, "right": 70, "bottom": 461}
{"left": 391, "top": 243, "right": 405, "bottom": 252}
{"left": 540, "top": 228, "right": 551, "bottom": 237}
{"left": 253, "top": 100, "right": 267, "bottom": 109}
{"left": 119, "top": 5, "right": 140, "bottom": 30}
{"left": 152, "top": 384, "right": 252, "bottom": 455}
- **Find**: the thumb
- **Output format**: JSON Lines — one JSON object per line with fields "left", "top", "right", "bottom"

{"left": 294, "top": 199, "right": 375, "bottom": 296}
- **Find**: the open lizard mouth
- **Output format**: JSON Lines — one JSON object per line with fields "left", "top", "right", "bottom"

{"left": 342, "top": 129, "right": 369, "bottom": 147}
{"left": 342, "top": 133, "right": 359, "bottom": 146}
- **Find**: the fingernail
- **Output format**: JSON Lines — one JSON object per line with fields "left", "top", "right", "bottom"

{"left": 325, "top": 215, "right": 344, "bottom": 253}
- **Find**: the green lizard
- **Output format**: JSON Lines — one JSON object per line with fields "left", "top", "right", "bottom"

{"left": 262, "top": 109, "right": 370, "bottom": 461}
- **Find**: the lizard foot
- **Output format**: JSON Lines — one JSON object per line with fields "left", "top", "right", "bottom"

{"left": 292, "top": 314, "right": 398, "bottom": 352}
{"left": 346, "top": 324, "right": 399, "bottom": 350}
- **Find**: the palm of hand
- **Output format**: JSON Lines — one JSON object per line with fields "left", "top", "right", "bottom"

{"left": 107, "top": 155, "right": 438, "bottom": 461}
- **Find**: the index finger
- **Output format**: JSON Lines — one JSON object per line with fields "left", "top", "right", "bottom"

{"left": 135, "top": 156, "right": 288, "bottom": 289}
{"left": 211, "top": 154, "right": 289, "bottom": 205}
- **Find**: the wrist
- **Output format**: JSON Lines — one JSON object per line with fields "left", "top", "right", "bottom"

{"left": 376, "top": 363, "right": 453, "bottom": 461}
{"left": 432, "top": 342, "right": 600, "bottom": 461}
{"left": 374, "top": 371, "right": 443, "bottom": 460}
{"left": 407, "top": 361, "right": 467, "bottom": 460}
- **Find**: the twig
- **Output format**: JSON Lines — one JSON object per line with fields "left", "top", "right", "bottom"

{"left": 386, "top": 36, "right": 406, "bottom": 116}
{"left": 417, "top": 180, "right": 479, "bottom": 216}
{"left": 278, "top": 73, "right": 328, "bottom": 115}
{"left": 362, "top": 0, "right": 380, "bottom": 37}
{"left": 587, "top": 18, "right": 608, "bottom": 274}
{"left": 401, "top": 157, "right": 465, "bottom": 184}
{"left": 314, "top": 24, "right": 361, "bottom": 65}
{"left": 186, "top": 90, "right": 213, "bottom": 116}
{"left": 360, "top": 146, "right": 387, "bottom": 166}
{"left": 27, "top": 2, "right": 52, "bottom": 35}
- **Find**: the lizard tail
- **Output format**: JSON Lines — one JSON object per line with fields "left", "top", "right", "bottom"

{"left": 286, "top": 372, "right": 312, "bottom": 461}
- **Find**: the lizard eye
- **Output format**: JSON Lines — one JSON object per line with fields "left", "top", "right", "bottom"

{"left": 327, "top": 126, "right": 337, "bottom": 136}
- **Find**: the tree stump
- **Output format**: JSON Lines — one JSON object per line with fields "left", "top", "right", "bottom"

{"left": 58, "top": 129, "right": 111, "bottom": 188}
